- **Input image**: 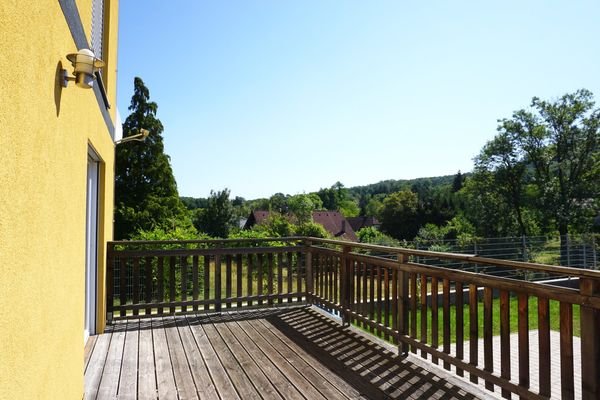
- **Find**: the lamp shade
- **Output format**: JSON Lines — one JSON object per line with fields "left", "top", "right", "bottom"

{"left": 66, "top": 49, "right": 105, "bottom": 88}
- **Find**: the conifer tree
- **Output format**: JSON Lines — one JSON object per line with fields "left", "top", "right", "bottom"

{"left": 114, "top": 77, "right": 191, "bottom": 239}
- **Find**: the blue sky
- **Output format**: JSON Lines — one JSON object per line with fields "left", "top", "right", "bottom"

{"left": 117, "top": 1, "right": 600, "bottom": 200}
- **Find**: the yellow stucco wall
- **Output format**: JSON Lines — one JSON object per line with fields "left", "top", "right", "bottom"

{"left": 0, "top": 1, "right": 118, "bottom": 399}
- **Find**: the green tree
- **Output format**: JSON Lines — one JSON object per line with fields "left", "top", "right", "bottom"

{"left": 379, "top": 190, "right": 419, "bottom": 240}
{"left": 498, "top": 89, "right": 600, "bottom": 260}
{"left": 287, "top": 194, "right": 318, "bottom": 224}
{"left": 115, "top": 77, "right": 191, "bottom": 239}
{"left": 474, "top": 132, "right": 528, "bottom": 236}
{"left": 194, "top": 189, "right": 235, "bottom": 238}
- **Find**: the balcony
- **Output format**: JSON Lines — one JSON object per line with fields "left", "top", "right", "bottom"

{"left": 85, "top": 238, "right": 600, "bottom": 399}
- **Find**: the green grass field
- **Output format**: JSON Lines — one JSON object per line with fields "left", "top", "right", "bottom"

{"left": 353, "top": 295, "right": 580, "bottom": 343}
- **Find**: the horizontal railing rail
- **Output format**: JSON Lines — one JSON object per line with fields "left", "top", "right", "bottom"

{"left": 106, "top": 236, "right": 600, "bottom": 400}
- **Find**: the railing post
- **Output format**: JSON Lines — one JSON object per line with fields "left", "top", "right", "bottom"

{"left": 304, "top": 240, "right": 313, "bottom": 304}
{"left": 398, "top": 253, "right": 409, "bottom": 356}
{"left": 580, "top": 278, "right": 600, "bottom": 399}
{"left": 106, "top": 242, "right": 114, "bottom": 325}
{"left": 341, "top": 245, "right": 351, "bottom": 326}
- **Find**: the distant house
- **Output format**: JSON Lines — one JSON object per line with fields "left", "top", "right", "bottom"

{"left": 347, "top": 216, "right": 381, "bottom": 232}
{"left": 244, "top": 210, "right": 358, "bottom": 241}
{"left": 312, "top": 211, "right": 358, "bottom": 241}
{"left": 243, "top": 210, "right": 273, "bottom": 229}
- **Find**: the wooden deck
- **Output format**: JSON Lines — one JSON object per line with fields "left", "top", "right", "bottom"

{"left": 84, "top": 306, "right": 482, "bottom": 400}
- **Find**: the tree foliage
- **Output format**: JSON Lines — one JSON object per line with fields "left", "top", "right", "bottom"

{"left": 379, "top": 190, "right": 419, "bottom": 240}
{"left": 194, "top": 189, "right": 235, "bottom": 238}
{"left": 115, "top": 77, "right": 191, "bottom": 239}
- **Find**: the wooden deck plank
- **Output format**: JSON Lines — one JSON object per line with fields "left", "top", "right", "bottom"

{"left": 117, "top": 320, "right": 139, "bottom": 400}
{"left": 97, "top": 323, "right": 126, "bottom": 400}
{"left": 138, "top": 318, "right": 158, "bottom": 400}
{"left": 163, "top": 316, "right": 200, "bottom": 400}
{"left": 211, "top": 316, "right": 284, "bottom": 400}
{"left": 236, "top": 318, "right": 330, "bottom": 400}
{"left": 84, "top": 327, "right": 113, "bottom": 400}
{"left": 175, "top": 318, "right": 219, "bottom": 400}
{"left": 84, "top": 335, "right": 98, "bottom": 374}
{"left": 225, "top": 315, "right": 305, "bottom": 400}
{"left": 152, "top": 318, "right": 178, "bottom": 399}
{"left": 201, "top": 319, "right": 262, "bottom": 400}
{"left": 186, "top": 315, "right": 241, "bottom": 400}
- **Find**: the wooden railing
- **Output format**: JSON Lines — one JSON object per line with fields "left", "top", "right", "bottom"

{"left": 106, "top": 238, "right": 307, "bottom": 318}
{"left": 106, "top": 237, "right": 600, "bottom": 400}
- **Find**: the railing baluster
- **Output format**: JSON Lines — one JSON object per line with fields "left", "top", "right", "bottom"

{"left": 469, "top": 284, "right": 478, "bottom": 383}
{"left": 455, "top": 281, "right": 464, "bottom": 377}
{"left": 560, "top": 302, "right": 575, "bottom": 400}
{"left": 346, "top": 256, "right": 356, "bottom": 323}
{"left": 236, "top": 254, "right": 243, "bottom": 308}
{"left": 376, "top": 265, "right": 382, "bottom": 338}
{"left": 119, "top": 257, "right": 127, "bottom": 317}
{"left": 442, "top": 278, "right": 450, "bottom": 370}
{"left": 247, "top": 254, "right": 253, "bottom": 307}
{"left": 370, "top": 264, "right": 375, "bottom": 334}
{"left": 410, "top": 272, "right": 417, "bottom": 354}
{"left": 420, "top": 274, "right": 428, "bottom": 359}
{"left": 192, "top": 255, "right": 198, "bottom": 312}
{"left": 277, "top": 253, "right": 283, "bottom": 304}
{"left": 257, "top": 253, "right": 263, "bottom": 306}
{"left": 333, "top": 254, "right": 338, "bottom": 306}
{"left": 157, "top": 257, "right": 164, "bottom": 315}
{"left": 362, "top": 262, "right": 368, "bottom": 329}
{"left": 287, "top": 252, "right": 293, "bottom": 303}
{"left": 145, "top": 256, "right": 152, "bottom": 315}
{"left": 106, "top": 245, "right": 114, "bottom": 320}
{"left": 431, "top": 276, "right": 438, "bottom": 364}
{"left": 484, "top": 287, "right": 493, "bottom": 390}
{"left": 181, "top": 256, "right": 187, "bottom": 313}
{"left": 384, "top": 266, "right": 390, "bottom": 341}
{"left": 267, "top": 253, "right": 273, "bottom": 306}
{"left": 580, "top": 278, "right": 600, "bottom": 400}
{"left": 132, "top": 257, "right": 140, "bottom": 316}
{"left": 226, "top": 255, "right": 232, "bottom": 308}
{"left": 297, "top": 251, "right": 303, "bottom": 303}
{"left": 518, "top": 293, "right": 529, "bottom": 390}
{"left": 500, "top": 289, "right": 511, "bottom": 399}
{"left": 537, "top": 297, "right": 551, "bottom": 398}
{"left": 215, "top": 255, "right": 221, "bottom": 312}
{"left": 305, "top": 241, "right": 313, "bottom": 304}
{"left": 169, "top": 256, "right": 176, "bottom": 314}
{"left": 203, "top": 255, "right": 210, "bottom": 311}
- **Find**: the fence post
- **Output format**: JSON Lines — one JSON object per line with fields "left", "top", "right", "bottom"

{"left": 522, "top": 235, "right": 528, "bottom": 262}
{"left": 398, "top": 253, "right": 409, "bottom": 356}
{"left": 593, "top": 236, "right": 597, "bottom": 269}
{"left": 580, "top": 278, "right": 600, "bottom": 399}
{"left": 567, "top": 233, "right": 571, "bottom": 267}
{"left": 304, "top": 240, "right": 313, "bottom": 304}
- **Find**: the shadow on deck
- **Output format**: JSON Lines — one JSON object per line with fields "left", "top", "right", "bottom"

{"left": 85, "top": 306, "right": 482, "bottom": 400}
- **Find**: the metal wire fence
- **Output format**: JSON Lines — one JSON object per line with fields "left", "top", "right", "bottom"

{"left": 380, "top": 234, "right": 599, "bottom": 282}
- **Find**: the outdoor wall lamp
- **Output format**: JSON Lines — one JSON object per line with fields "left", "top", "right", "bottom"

{"left": 115, "top": 128, "right": 150, "bottom": 145}
{"left": 62, "top": 49, "right": 105, "bottom": 89}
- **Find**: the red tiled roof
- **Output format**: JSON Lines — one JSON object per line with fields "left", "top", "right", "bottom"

{"left": 347, "top": 216, "right": 381, "bottom": 232}
{"left": 311, "top": 211, "right": 357, "bottom": 241}
{"left": 245, "top": 210, "right": 357, "bottom": 241}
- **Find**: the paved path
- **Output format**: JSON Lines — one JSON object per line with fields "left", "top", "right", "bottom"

{"left": 445, "top": 331, "right": 581, "bottom": 399}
